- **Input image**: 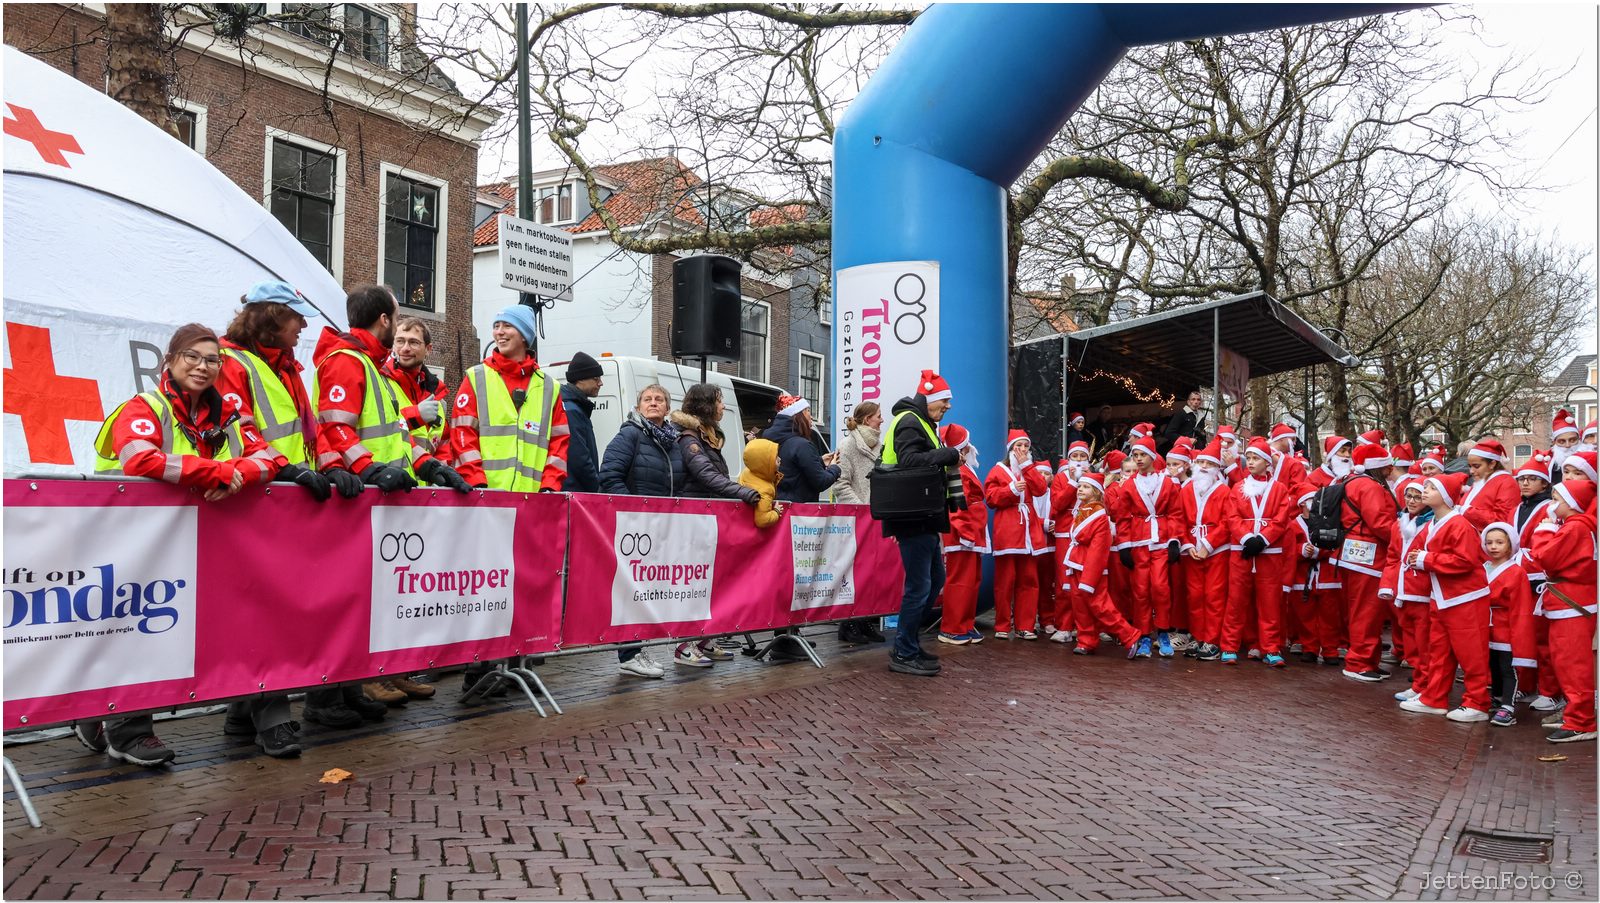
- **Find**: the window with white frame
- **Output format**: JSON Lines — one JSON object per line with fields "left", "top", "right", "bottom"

{"left": 169, "top": 99, "right": 205, "bottom": 153}
{"left": 1515, "top": 444, "right": 1533, "bottom": 460}
{"left": 382, "top": 171, "right": 443, "bottom": 312}
{"left": 819, "top": 293, "right": 832, "bottom": 326}
{"left": 269, "top": 137, "right": 337, "bottom": 271}
{"left": 798, "top": 351, "right": 825, "bottom": 424}
{"left": 739, "top": 299, "right": 770, "bottom": 383}
{"left": 536, "top": 183, "right": 574, "bottom": 224}
{"left": 278, "top": 4, "right": 392, "bottom": 67}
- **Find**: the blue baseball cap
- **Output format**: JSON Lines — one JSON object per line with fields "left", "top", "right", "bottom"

{"left": 243, "top": 280, "right": 320, "bottom": 318}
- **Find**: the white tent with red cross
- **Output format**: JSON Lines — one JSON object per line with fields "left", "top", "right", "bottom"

{"left": 3, "top": 45, "right": 346, "bottom": 477}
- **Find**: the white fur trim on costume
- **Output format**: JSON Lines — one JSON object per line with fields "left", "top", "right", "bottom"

{"left": 778, "top": 397, "right": 810, "bottom": 417}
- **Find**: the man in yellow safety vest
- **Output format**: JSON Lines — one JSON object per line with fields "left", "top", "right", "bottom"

{"left": 447, "top": 303, "right": 570, "bottom": 492}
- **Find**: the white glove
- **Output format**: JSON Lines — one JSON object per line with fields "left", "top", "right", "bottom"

{"left": 417, "top": 398, "right": 441, "bottom": 424}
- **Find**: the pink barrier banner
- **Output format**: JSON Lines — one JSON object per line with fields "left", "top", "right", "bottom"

{"left": 2, "top": 479, "right": 566, "bottom": 729}
{"left": 561, "top": 494, "right": 907, "bottom": 647}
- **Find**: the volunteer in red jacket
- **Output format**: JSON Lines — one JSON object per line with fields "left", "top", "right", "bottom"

{"left": 1337, "top": 443, "right": 1399, "bottom": 683}
{"left": 1460, "top": 438, "right": 1519, "bottom": 530}
{"left": 1219, "top": 439, "right": 1294, "bottom": 666}
{"left": 1117, "top": 437, "right": 1183, "bottom": 657}
{"left": 1061, "top": 473, "right": 1143, "bottom": 656}
{"left": 937, "top": 423, "right": 989, "bottom": 645}
{"left": 1481, "top": 523, "right": 1538, "bottom": 727}
{"left": 1400, "top": 473, "right": 1492, "bottom": 722}
{"left": 83, "top": 323, "right": 284, "bottom": 767}
{"left": 1527, "top": 480, "right": 1598, "bottom": 743}
{"left": 1180, "top": 440, "right": 1235, "bottom": 661}
{"left": 985, "top": 430, "right": 1049, "bottom": 639}
{"left": 385, "top": 316, "right": 451, "bottom": 460}
{"left": 1031, "top": 457, "right": 1062, "bottom": 636}
{"left": 449, "top": 304, "right": 570, "bottom": 492}
{"left": 1380, "top": 481, "right": 1433, "bottom": 705}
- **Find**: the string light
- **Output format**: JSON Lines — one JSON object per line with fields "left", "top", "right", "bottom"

{"left": 1065, "top": 363, "right": 1175, "bottom": 407}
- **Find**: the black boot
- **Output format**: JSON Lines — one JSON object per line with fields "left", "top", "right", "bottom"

{"left": 858, "top": 619, "right": 886, "bottom": 643}
{"left": 837, "top": 622, "right": 865, "bottom": 644}
{"left": 341, "top": 685, "right": 387, "bottom": 722}
{"left": 302, "top": 689, "right": 362, "bottom": 729}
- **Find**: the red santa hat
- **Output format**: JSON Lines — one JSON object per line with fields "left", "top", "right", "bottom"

{"left": 1468, "top": 438, "right": 1507, "bottom": 464}
{"left": 1243, "top": 437, "right": 1274, "bottom": 463}
{"left": 1565, "top": 449, "right": 1598, "bottom": 482}
{"left": 916, "top": 369, "right": 952, "bottom": 403}
{"left": 1066, "top": 440, "right": 1090, "bottom": 457}
{"left": 1129, "top": 436, "right": 1158, "bottom": 460}
{"left": 1394, "top": 476, "right": 1421, "bottom": 499}
{"left": 1352, "top": 443, "right": 1393, "bottom": 472}
{"left": 1269, "top": 423, "right": 1297, "bottom": 443}
{"left": 1389, "top": 443, "right": 1414, "bottom": 468}
{"left": 1102, "top": 449, "right": 1127, "bottom": 472}
{"left": 1297, "top": 487, "right": 1318, "bottom": 506}
{"left": 1586, "top": 421, "right": 1599, "bottom": 441}
{"left": 1068, "top": 411, "right": 1085, "bottom": 425}
{"left": 1479, "top": 521, "right": 1521, "bottom": 557}
{"left": 1554, "top": 479, "right": 1597, "bottom": 515}
{"left": 938, "top": 422, "right": 970, "bottom": 451}
{"left": 1425, "top": 472, "right": 1469, "bottom": 507}
{"left": 776, "top": 394, "right": 809, "bottom": 418}
{"left": 1194, "top": 439, "right": 1224, "bottom": 466}
{"left": 1216, "top": 424, "right": 1239, "bottom": 445}
{"left": 1167, "top": 438, "right": 1194, "bottom": 463}
{"left": 1077, "top": 471, "right": 1106, "bottom": 493}
{"left": 1407, "top": 462, "right": 1422, "bottom": 476}
{"left": 1035, "top": 459, "right": 1054, "bottom": 473}
{"left": 1514, "top": 451, "right": 1553, "bottom": 483}
{"left": 1357, "top": 429, "right": 1387, "bottom": 447}
{"left": 1552, "top": 408, "right": 1579, "bottom": 439}
{"left": 1419, "top": 449, "right": 1447, "bottom": 473}
{"left": 1322, "top": 435, "right": 1352, "bottom": 457}
{"left": 1129, "top": 422, "right": 1155, "bottom": 440}
{"left": 1005, "top": 429, "right": 1030, "bottom": 453}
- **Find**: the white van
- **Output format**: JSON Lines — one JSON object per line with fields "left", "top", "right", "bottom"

{"left": 541, "top": 355, "right": 783, "bottom": 469}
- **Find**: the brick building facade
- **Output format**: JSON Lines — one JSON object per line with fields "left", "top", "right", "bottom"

{"left": 5, "top": 3, "right": 496, "bottom": 383}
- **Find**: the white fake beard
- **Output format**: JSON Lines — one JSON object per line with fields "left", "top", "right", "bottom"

{"left": 1330, "top": 457, "right": 1353, "bottom": 478}
{"left": 1190, "top": 467, "right": 1219, "bottom": 492}
{"left": 1552, "top": 445, "right": 1572, "bottom": 469}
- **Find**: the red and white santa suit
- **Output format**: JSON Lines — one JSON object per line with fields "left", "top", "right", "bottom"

{"left": 1178, "top": 441, "right": 1235, "bottom": 651}
{"left": 1100, "top": 450, "right": 1134, "bottom": 622}
{"left": 1526, "top": 480, "right": 1598, "bottom": 735}
{"left": 1221, "top": 440, "right": 1294, "bottom": 658}
{"left": 1062, "top": 474, "right": 1142, "bottom": 653}
{"left": 1482, "top": 527, "right": 1539, "bottom": 708}
{"left": 984, "top": 431, "right": 1050, "bottom": 635}
{"left": 1268, "top": 423, "right": 1309, "bottom": 487}
{"left": 1304, "top": 436, "right": 1353, "bottom": 493}
{"left": 1165, "top": 439, "right": 1196, "bottom": 637}
{"left": 1380, "top": 506, "right": 1434, "bottom": 698}
{"left": 1050, "top": 448, "right": 1087, "bottom": 627}
{"left": 1337, "top": 444, "right": 1400, "bottom": 677}
{"left": 1116, "top": 438, "right": 1183, "bottom": 638}
{"left": 1031, "top": 460, "right": 1062, "bottom": 632}
{"left": 1410, "top": 475, "right": 1492, "bottom": 714}
{"left": 937, "top": 424, "right": 989, "bottom": 640}
{"left": 1511, "top": 453, "right": 1557, "bottom": 698}
{"left": 1459, "top": 439, "right": 1520, "bottom": 531}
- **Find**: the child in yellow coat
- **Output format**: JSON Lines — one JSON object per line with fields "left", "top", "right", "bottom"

{"left": 738, "top": 438, "right": 786, "bottom": 527}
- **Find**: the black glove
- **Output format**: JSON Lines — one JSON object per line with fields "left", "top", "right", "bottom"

{"left": 418, "top": 459, "right": 472, "bottom": 494}
{"left": 276, "top": 463, "right": 331, "bottom": 502}
{"left": 361, "top": 463, "right": 417, "bottom": 493}
{"left": 1119, "top": 548, "right": 1135, "bottom": 570}
{"left": 327, "top": 467, "right": 365, "bottom": 499}
{"left": 1241, "top": 535, "right": 1267, "bottom": 559}
{"left": 1168, "top": 539, "right": 1181, "bottom": 563}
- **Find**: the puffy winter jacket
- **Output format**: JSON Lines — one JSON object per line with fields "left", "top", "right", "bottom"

{"left": 832, "top": 425, "right": 879, "bottom": 504}
{"left": 763, "top": 414, "right": 840, "bottom": 503}
{"left": 560, "top": 382, "right": 600, "bottom": 493}
{"left": 670, "top": 411, "right": 757, "bottom": 505}
{"left": 599, "top": 414, "right": 684, "bottom": 497}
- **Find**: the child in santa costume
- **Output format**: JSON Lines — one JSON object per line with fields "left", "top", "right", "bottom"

{"left": 1460, "top": 439, "right": 1519, "bottom": 531}
{"left": 1115, "top": 437, "right": 1184, "bottom": 658}
{"left": 1284, "top": 488, "right": 1345, "bottom": 664}
{"left": 1219, "top": 439, "right": 1295, "bottom": 666}
{"left": 1216, "top": 425, "right": 1246, "bottom": 487}
{"left": 1387, "top": 444, "right": 1415, "bottom": 501}
{"left": 1032, "top": 458, "right": 1061, "bottom": 636}
{"left": 1304, "top": 436, "right": 1354, "bottom": 491}
{"left": 1179, "top": 440, "right": 1236, "bottom": 661}
{"left": 1049, "top": 443, "right": 1092, "bottom": 641}
{"left": 1580, "top": 421, "right": 1599, "bottom": 454}
{"left": 1267, "top": 423, "right": 1309, "bottom": 486}
{"left": 1526, "top": 479, "right": 1598, "bottom": 743}
{"left": 1399, "top": 473, "right": 1493, "bottom": 722}
{"left": 936, "top": 423, "right": 989, "bottom": 645}
{"left": 1381, "top": 482, "right": 1434, "bottom": 704}
{"left": 1338, "top": 443, "right": 1400, "bottom": 683}
{"left": 1512, "top": 453, "right": 1562, "bottom": 713}
{"left": 1101, "top": 449, "right": 1134, "bottom": 622}
{"left": 1481, "top": 523, "right": 1539, "bottom": 727}
{"left": 1561, "top": 449, "right": 1597, "bottom": 485}
{"left": 1059, "top": 473, "right": 1143, "bottom": 656}
{"left": 984, "top": 430, "right": 1050, "bottom": 639}
{"left": 1165, "top": 438, "right": 1196, "bottom": 649}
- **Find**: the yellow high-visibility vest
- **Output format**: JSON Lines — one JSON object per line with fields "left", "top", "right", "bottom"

{"left": 879, "top": 409, "right": 942, "bottom": 466}
{"left": 221, "top": 346, "right": 311, "bottom": 466}
{"left": 452, "top": 363, "right": 565, "bottom": 491}
{"left": 94, "top": 392, "right": 243, "bottom": 479}
{"left": 312, "top": 348, "right": 418, "bottom": 477}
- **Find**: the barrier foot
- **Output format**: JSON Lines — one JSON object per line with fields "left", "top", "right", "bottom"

{"left": 3, "top": 756, "right": 42, "bottom": 829}
{"left": 755, "top": 631, "right": 825, "bottom": 669}
{"left": 508, "top": 661, "right": 563, "bottom": 715}
{"left": 462, "top": 665, "right": 547, "bottom": 717}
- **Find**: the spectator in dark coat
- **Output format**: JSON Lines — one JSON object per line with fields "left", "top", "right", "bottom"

{"left": 762, "top": 395, "right": 841, "bottom": 503}
{"left": 600, "top": 383, "right": 685, "bottom": 497}
{"left": 560, "top": 351, "right": 604, "bottom": 492}
{"left": 1158, "top": 389, "right": 1209, "bottom": 455}
{"left": 1088, "top": 404, "right": 1118, "bottom": 452}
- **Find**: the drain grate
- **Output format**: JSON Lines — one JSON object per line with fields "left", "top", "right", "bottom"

{"left": 1455, "top": 829, "right": 1553, "bottom": 863}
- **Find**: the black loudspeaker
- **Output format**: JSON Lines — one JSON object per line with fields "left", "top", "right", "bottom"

{"left": 671, "top": 255, "right": 743, "bottom": 361}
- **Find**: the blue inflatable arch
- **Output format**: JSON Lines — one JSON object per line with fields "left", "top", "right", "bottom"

{"left": 833, "top": 3, "right": 1409, "bottom": 455}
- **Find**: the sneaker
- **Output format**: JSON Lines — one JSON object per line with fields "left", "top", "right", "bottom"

{"left": 1171, "top": 633, "right": 1195, "bottom": 651}
{"left": 1290, "top": 642, "right": 1303, "bottom": 654}
{"left": 1529, "top": 695, "right": 1563, "bottom": 712}
{"left": 1491, "top": 708, "right": 1517, "bottom": 727}
{"left": 1376, "top": 667, "right": 1393, "bottom": 679}
{"left": 1156, "top": 632, "right": 1174, "bottom": 658}
{"left": 619, "top": 653, "right": 666, "bottom": 679}
{"left": 1342, "top": 669, "right": 1384, "bottom": 683}
{"left": 1321, "top": 653, "right": 1345, "bottom": 667}
{"left": 1126, "top": 641, "right": 1140, "bottom": 660}
{"left": 1543, "top": 712, "right": 1566, "bottom": 728}
{"left": 1220, "top": 652, "right": 1238, "bottom": 665}
{"left": 1073, "top": 646, "right": 1091, "bottom": 656}
{"left": 1049, "top": 630, "right": 1073, "bottom": 644}
{"left": 1246, "top": 648, "right": 1261, "bottom": 660}
{"left": 1547, "top": 729, "right": 1598, "bottom": 743}
{"left": 993, "top": 630, "right": 1011, "bottom": 640}
{"left": 1043, "top": 624, "right": 1057, "bottom": 635}
{"left": 1019, "top": 630, "right": 1038, "bottom": 641}
{"left": 73, "top": 722, "right": 107, "bottom": 753}
{"left": 1394, "top": 688, "right": 1419, "bottom": 702}
{"left": 963, "top": 630, "right": 985, "bottom": 644}
{"left": 1446, "top": 707, "right": 1490, "bottom": 723}
{"left": 1196, "top": 644, "right": 1221, "bottom": 662}
{"left": 256, "top": 722, "right": 302, "bottom": 758}
{"left": 1380, "top": 650, "right": 1400, "bottom": 664}
{"left": 389, "top": 676, "right": 435, "bottom": 698}
{"left": 303, "top": 700, "right": 363, "bottom": 728}
{"left": 363, "top": 680, "right": 409, "bottom": 706}
{"left": 106, "top": 734, "right": 175, "bottom": 768}
{"left": 1136, "top": 637, "right": 1153, "bottom": 658}
{"left": 1399, "top": 698, "right": 1447, "bottom": 715}
{"left": 916, "top": 650, "right": 942, "bottom": 669}
{"left": 1264, "top": 653, "right": 1286, "bottom": 668}
{"left": 674, "top": 645, "right": 713, "bottom": 668}
{"left": 888, "top": 654, "right": 939, "bottom": 677}
{"left": 938, "top": 632, "right": 970, "bottom": 645}
{"left": 700, "top": 642, "right": 735, "bottom": 662}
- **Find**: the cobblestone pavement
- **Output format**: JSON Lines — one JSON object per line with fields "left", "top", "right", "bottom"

{"left": 4, "top": 629, "right": 1595, "bottom": 900}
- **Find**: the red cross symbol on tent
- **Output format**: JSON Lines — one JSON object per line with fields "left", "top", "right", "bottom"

{"left": 4, "top": 104, "right": 84, "bottom": 168}
{"left": 3, "top": 323, "right": 105, "bottom": 465}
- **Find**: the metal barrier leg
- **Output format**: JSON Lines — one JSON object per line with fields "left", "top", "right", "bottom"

{"left": 508, "top": 658, "right": 563, "bottom": 715}
{"left": 3, "top": 756, "right": 42, "bottom": 829}
{"left": 754, "top": 631, "right": 825, "bottom": 668}
{"left": 461, "top": 664, "right": 546, "bottom": 717}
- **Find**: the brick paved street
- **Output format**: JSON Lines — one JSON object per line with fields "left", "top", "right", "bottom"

{"left": 4, "top": 630, "right": 1595, "bottom": 900}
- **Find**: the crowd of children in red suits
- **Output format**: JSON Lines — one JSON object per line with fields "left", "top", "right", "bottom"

{"left": 931, "top": 409, "right": 1599, "bottom": 744}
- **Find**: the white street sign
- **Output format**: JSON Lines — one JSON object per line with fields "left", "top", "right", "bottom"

{"left": 498, "top": 214, "right": 574, "bottom": 300}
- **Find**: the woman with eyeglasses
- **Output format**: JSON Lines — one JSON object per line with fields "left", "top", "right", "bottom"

{"left": 80, "top": 322, "right": 285, "bottom": 768}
